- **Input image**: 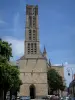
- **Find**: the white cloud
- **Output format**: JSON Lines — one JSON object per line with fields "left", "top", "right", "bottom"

{"left": 3, "top": 36, "right": 24, "bottom": 57}
{"left": 2, "top": 36, "right": 44, "bottom": 60}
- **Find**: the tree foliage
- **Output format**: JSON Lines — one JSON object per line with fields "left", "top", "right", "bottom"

{"left": 0, "top": 39, "right": 22, "bottom": 100}
{"left": 0, "top": 38, "right": 12, "bottom": 60}
{"left": 47, "top": 69, "right": 65, "bottom": 94}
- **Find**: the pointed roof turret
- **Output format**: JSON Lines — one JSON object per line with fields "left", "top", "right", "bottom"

{"left": 43, "top": 46, "right": 47, "bottom": 54}
{"left": 43, "top": 46, "right": 47, "bottom": 59}
{"left": 49, "top": 59, "right": 51, "bottom": 67}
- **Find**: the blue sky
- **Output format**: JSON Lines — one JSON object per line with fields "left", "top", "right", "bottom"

{"left": 0, "top": 0, "right": 75, "bottom": 85}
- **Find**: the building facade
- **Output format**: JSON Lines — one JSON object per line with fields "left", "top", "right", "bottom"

{"left": 17, "top": 5, "right": 48, "bottom": 99}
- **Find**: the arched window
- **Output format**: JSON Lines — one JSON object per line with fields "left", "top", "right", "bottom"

{"left": 33, "top": 16, "right": 36, "bottom": 27}
{"left": 28, "top": 43, "right": 30, "bottom": 54}
{"left": 31, "top": 43, "right": 33, "bottom": 54}
{"left": 29, "top": 16, "right": 32, "bottom": 27}
{"left": 29, "top": 30, "right": 32, "bottom": 40}
{"left": 34, "top": 43, "right": 37, "bottom": 54}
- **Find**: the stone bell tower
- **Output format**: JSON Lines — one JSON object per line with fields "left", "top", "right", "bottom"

{"left": 17, "top": 5, "right": 48, "bottom": 99}
{"left": 25, "top": 5, "right": 40, "bottom": 58}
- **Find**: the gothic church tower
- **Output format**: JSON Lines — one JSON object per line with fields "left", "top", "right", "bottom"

{"left": 17, "top": 5, "right": 48, "bottom": 99}
{"left": 25, "top": 5, "right": 40, "bottom": 58}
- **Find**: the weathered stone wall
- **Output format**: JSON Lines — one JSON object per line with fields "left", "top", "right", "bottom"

{"left": 18, "top": 58, "right": 48, "bottom": 97}
{"left": 20, "top": 83, "right": 48, "bottom": 96}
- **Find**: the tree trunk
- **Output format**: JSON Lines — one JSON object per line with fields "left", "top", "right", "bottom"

{"left": 10, "top": 90, "right": 12, "bottom": 100}
{"left": 4, "top": 90, "right": 7, "bottom": 100}
{"left": 0, "top": 89, "right": 4, "bottom": 100}
{"left": 15, "top": 91, "right": 17, "bottom": 100}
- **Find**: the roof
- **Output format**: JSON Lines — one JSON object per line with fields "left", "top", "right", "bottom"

{"left": 17, "top": 51, "right": 47, "bottom": 61}
{"left": 17, "top": 55, "right": 25, "bottom": 61}
{"left": 51, "top": 64, "right": 64, "bottom": 68}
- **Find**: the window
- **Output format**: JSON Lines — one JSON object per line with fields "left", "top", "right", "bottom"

{"left": 33, "top": 34, "right": 35, "bottom": 40}
{"left": 31, "top": 43, "right": 33, "bottom": 48}
{"left": 33, "top": 16, "right": 35, "bottom": 20}
{"left": 31, "top": 43, "right": 33, "bottom": 54}
{"left": 29, "top": 29, "right": 32, "bottom": 40}
{"left": 29, "top": 29, "right": 31, "bottom": 33}
{"left": 34, "top": 49, "right": 37, "bottom": 54}
{"left": 28, "top": 43, "right": 30, "bottom": 54}
{"left": 33, "top": 30, "right": 35, "bottom": 33}
{"left": 28, "top": 51, "right": 30, "bottom": 54}
{"left": 33, "top": 16, "right": 36, "bottom": 27}
{"left": 29, "top": 34, "right": 31, "bottom": 40}
{"left": 28, "top": 8, "right": 32, "bottom": 15}
{"left": 33, "top": 22, "right": 35, "bottom": 27}
{"left": 31, "top": 50, "right": 33, "bottom": 54}
{"left": 33, "top": 8, "right": 35, "bottom": 15}
{"left": 29, "top": 16, "right": 32, "bottom": 27}
{"left": 29, "top": 36, "right": 31, "bottom": 40}
{"left": 27, "top": 43, "right": 37, "bottom": 54}
{"left": 28, "top": 43, "right": 30, "bottom": 47}
{"left": 33, "top": 22, "right": 36, "bottom": 27}
{"left": 31, "top": 49, "right": 33, "bottom": 51}
{"left": 34, "top": 43, "right": 36, "bottom": 48}
{"left": 33, "top": 30, "right": 36, "bottom": 40}
{"left": 35, "top": 7, "right": 38, "bottom": 15}
{"left": 34, "top": 43, "right": 37, "bottom": 54}
{"left": 33, "top": 34, "right": 35, "bottom": 36}
{"left": 34, "top": 50, "right": 36, "bottom": 54}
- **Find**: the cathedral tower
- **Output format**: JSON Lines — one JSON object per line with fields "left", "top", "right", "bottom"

{"left": 25, "top": 5, "right": 40, "bottom": 58}
{"left": 17, "top": 5, "right": 48, "bottom": 99}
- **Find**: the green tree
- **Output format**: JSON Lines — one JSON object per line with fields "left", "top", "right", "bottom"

{"left": 0, "top": 39, "right": 22, "bottom": 100}
{"left": 0, "top": 38, "right": 12, "bottom": 60}
{"left": 47, "top": 69, "right": 65, "bottom": 95}
{"left": 0, "top": 56, "right": 22, "bottom": 100}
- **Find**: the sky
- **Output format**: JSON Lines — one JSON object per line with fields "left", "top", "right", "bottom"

{"left": 0, "top": 0, "right": 75, "bottom": 86}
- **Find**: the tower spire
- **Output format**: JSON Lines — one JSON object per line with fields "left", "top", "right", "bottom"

{"left": 43, "top": 46, "right": 47, "bottom": 58}
{"left": 49, "top": 59, "right": 51, "bottom": 67}
{"left": 43, "top": 46, "right": 46, "bottom": 54}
